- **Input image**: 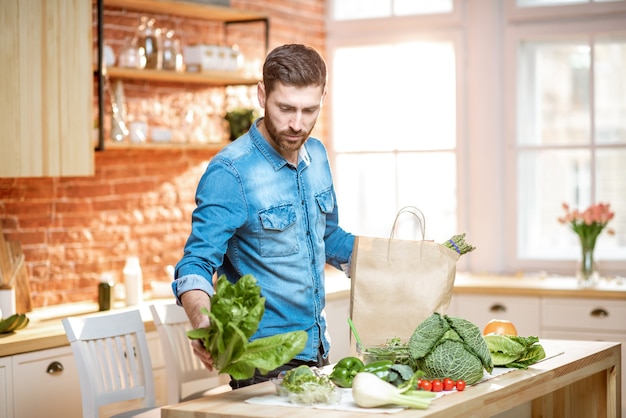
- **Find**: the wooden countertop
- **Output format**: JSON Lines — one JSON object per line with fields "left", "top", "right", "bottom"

{"left": 161, "top": 339, "right": 621, "bottom": 418}
{"left": 453, "top": 273, "right": 626, "bottom": 300}
{"left": 0, "top": 299, "right": 173, "bottom": 357}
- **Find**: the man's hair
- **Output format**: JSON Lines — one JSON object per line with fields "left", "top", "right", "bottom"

{"left": 262, "top": 44, "right": 327, "bottom": 95}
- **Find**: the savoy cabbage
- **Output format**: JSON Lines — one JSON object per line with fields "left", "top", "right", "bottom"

{"left": 408, "top": 313, "right": 494, "bottom": 385}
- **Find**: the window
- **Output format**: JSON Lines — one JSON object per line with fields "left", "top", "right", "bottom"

{"left": 327, "top": 1, "right": 626, "bottom": 276}
{"left": 506, "top": 15, "right": 626, "bottom": 272}
{"left": 331, "top": 0, "right": 453, "bottom": 20}
{"left": 328, "top": 7, "right": 461, "bottom": 243}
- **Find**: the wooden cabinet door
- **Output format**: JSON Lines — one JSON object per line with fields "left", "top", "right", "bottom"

{"left": 12, "top": 346, "right": 82, "bottom": 418}
{"left": 0, "top": 0, "right": 93, "bottom": 177}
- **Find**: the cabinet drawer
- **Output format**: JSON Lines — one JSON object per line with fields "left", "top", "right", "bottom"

{"left": 454, "top": 294, "right": 541, "bottom": 336}
{"left": 12, "top": 346, "right": 82, "bottom": 418}
{"left": 542, "top": 298, "right": 626, "bottom": 332}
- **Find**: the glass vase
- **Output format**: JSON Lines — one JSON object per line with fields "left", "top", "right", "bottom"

{"left": 576, "top": 244, "right": 599, "bottom": 288}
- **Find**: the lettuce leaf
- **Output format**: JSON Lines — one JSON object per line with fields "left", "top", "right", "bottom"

{"left": 483, "top": 334, "right": 545, "bottom": 369}
{"left": 187, "top": 275, "right": 308, "bottom": 380}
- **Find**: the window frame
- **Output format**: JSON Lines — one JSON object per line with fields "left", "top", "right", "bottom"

{"left": 503, "top": 2, "right": 626, "bottom": 276}
{"left": 326, "top": 0, "right": 626, "bottom": 277}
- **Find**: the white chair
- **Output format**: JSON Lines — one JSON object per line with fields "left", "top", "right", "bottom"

{"left": 149, "top": 303, "right": 230, "bottom": 404}
{"left": 62, "top": 310, "right": 160, "bottom": 418}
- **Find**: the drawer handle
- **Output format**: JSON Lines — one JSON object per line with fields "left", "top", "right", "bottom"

{"left": 489, "top": 304, "right": 507, "bottom": 314}
{"left": 590, "top": 308, "right": 609, "bottom": 318}
{"left": 46, "top": 361, "right": 64, "bottom": 375}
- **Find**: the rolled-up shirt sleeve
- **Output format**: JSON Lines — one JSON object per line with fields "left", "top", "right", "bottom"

{"left": 171, "top": 273, "right": 215, "bottom": 305}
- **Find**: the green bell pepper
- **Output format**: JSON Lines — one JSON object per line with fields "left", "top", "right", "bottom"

{"left": 329, "top": 356, "right": 365, "bottom": 388}
{"left": 362, "top": 360, "right": 394, "bottom": 381}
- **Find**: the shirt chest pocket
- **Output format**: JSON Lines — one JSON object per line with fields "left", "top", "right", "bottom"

{"left": 258, "top": 204, "right": 299, "bottom": 257}
{"left": 315, "top": 188, "right": 335, "bottom": 214}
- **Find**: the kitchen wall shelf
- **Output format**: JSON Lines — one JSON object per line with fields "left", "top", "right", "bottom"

{"left": 106, "top": 67, "right": 260, "bottom": 86}
{"left": 105, "top": 0, "right": 268, "bottom": 22}
{"left": 96, "top": 0, "right": 269, "bottom": 151}
{"left": 105, "top": 141, "right": 230, "bottom": 150}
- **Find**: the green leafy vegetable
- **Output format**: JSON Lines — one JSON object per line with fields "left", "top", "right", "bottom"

{"left": 484, "top": 334, "right": 546, "bottom": 369}
{"left": 408, "top": 313, "right": 493, "bottom": 385}
{"left": 187, "top": 274, "right": 307, "bottom": 380}
{"left": 387, "top": 364, "right": 417, "bottom": 387}
{"left": 442, "top": 233, "right": 476, "bottom": 255}
{"left": 280, "top": 366, "right": 340, "bottom": 405}
{"left": 281, "top": 365, "right": 319, "bottom": 392}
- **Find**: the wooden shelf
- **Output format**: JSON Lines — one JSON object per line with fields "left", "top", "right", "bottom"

{"left": 106, "top": 67, "right": 260, "bottom": 86}
{"left": 96, "top": 0, "right": 269, "bottom": 150}
{"left": 104, "top": 140, "right": 230, "bottom": 150}
{"left": 104, "top": 0, "right": 268, "bottom": 22}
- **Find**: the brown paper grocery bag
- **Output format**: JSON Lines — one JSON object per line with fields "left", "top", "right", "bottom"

{"left": 349, "top": 209, "right": 460, "bottom": 349}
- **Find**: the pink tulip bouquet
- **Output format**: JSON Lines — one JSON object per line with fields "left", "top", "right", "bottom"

{"left": 558, "top": 202, "right": 615, "bottom": 284}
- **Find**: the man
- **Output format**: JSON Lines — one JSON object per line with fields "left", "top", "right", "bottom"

{"left": 173, "top": 44, "right": 355, "bottom": 389}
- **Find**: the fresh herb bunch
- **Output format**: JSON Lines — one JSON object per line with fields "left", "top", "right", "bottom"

{"left": 442, "top": 233, "right": 476, "bottom": 255}
{"left": 362, "top": 337, "right": 413, "bottom": 367}
{"left": 187, "top": 275, "right": 307, "bottom": 380}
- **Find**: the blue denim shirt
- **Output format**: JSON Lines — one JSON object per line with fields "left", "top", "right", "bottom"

{"left": 174, "top": 119, "right": 354, "bottom": 362}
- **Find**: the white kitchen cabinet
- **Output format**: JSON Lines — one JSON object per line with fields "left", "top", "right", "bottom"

{"left": 0, "top": 356, "right": 12, "bottom": 418}
{"left": 541, "top": 297, "right": 626, "bottom": 416}
{"left": 0, "top": 0, "right": 94, "bottom": 178}
{"left": 12, "top": 346, "right": 82, "bottom": 418}
{"left": 451, "top": 294, "right": 541, "bottom": 337}
{"left": 1, "top": 329, "right": 167, "bottom": 417}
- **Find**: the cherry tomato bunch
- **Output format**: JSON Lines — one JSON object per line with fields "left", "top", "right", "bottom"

{"left": 417, "top": 377, "right": 466, "bottom": 392}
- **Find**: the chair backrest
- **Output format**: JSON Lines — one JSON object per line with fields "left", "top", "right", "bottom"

{"left": 149, "top": 303, "right": 223, "bottom": 404}
{"left": 63, "top": 310, "right": 156, "bottom": 418}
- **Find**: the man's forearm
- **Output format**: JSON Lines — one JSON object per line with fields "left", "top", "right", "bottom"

{"left": 180, "top": 289, "right": 211, "bottom": 329}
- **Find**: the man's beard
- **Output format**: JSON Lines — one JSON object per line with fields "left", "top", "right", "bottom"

{"left": 264, "top": 109, "right": 313, "bottom": 153}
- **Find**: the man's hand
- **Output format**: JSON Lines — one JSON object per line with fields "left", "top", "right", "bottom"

{"left": 181, "top": 289, "right": 215, "bottom": 371}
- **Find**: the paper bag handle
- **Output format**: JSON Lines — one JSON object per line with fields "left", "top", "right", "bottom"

{"left": 390, "top": 206, "right": 426, "bottom": 240}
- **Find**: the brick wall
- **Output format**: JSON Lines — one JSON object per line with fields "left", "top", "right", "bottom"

{"left": 0, "top": 0, "right": 326, "bottom": 309}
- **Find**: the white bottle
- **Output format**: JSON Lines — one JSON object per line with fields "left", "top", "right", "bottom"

{"left": 123, "top": 256, "right": 143, "bottom": 306}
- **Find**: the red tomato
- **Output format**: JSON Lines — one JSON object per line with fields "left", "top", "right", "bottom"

{"left": 443, "top": 378, "right": 455, "bottom": 391}
{"left": 431, "top": 380, "right": 443, "bottom": 392}
{"left": 456, "top": 380, "right": 467, "bottom": 391}
{"left": 420, "top": 380, "right": 432, "bottom": 391}
{"left": 416, "top": 379, "right": 424, "bottom": 390}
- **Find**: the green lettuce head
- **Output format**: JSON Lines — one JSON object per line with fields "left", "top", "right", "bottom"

{"left": 408, "top": 313, "right": 493, "bottom": 385}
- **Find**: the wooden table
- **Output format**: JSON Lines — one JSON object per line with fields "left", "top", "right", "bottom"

{"left": 162, "top": 340, "right": 621, "bottom": 418}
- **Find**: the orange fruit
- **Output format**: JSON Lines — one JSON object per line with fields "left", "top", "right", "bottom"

{"left": 483, "top": 319, "right": 518, "bottom": 336}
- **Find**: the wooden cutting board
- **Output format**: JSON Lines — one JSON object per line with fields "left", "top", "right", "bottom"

{"left": 9, "top": 241, "right": 33, "bottom": 313}
{"left": 0, "top": 233, "right": 33, "bottom": 313}
{"left": 0, "top": 233, "right": 12, "bottom": 285}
